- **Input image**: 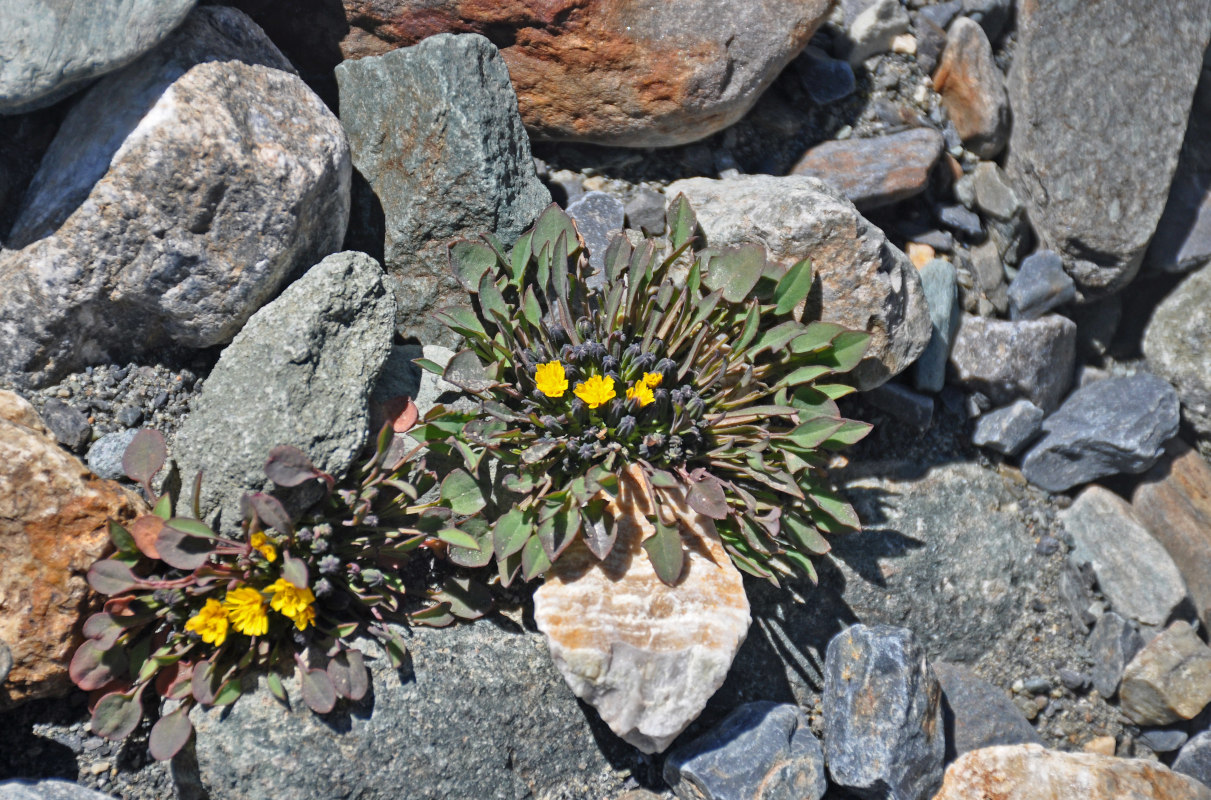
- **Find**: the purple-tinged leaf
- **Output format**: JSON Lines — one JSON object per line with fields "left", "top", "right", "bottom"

{"left": 643, "top": 518, "right": 685, "bottom": 586}
{"left": 122, "top": 429, "right": 166, "bottom": 488}
{"left": 263, "top": 445, "right": 321, "bottom": 488}
{"left": 70, "top": 639, "right": 128, "bottom": 691}
{"left": 245, "top": 493, "right": 293, "bottom": 536}
{"left": 433, "top": 576, "right": 492, "bottom": 621}
{"left": 87, "top": 560, "right": 142, "bottom": 596}
{"left": 409, "top": 602, "right": 455, "bottom": 628}
{"left": 91, "top": 688, "right": 143, "bottom": 740}
{"left": 148, "top": 707, "right": 192, "bottom": 761}
{"left": 190, "top": 659, "right": 216, "bottom": 705}
{"left": 581, "top": 498, "right": 617, "bottom": 561}
{"left": 521, "top": 535, "right": 552, "bottom": 582}
{"left": 327, "top": 650, "right": 369, "bottom": 701}
{"left": 300, "top": 669, "right": 337, "bottom": 714}
{"left": 282, "top": 551, "right": 308, "bottom": 589}
{"left": 155, "top": 526, "right": 212, "bottom": 571}
{"left": 686, "top": 474, "right": 729, "bottom": 520}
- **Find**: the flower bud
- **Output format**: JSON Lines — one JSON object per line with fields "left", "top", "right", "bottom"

{"left": 602, "top": 355, "right": 619, "bottom": 373}
{"left": 576, "top": 317, "right": 594, "bottom": 340}
{"left": 319, "top": 554, "right": 342, "bottom": 575}
{"left": 295, "top": 527, "right": 314, "bottom": 544}
{"left": 649, "top": 338, "right": 665, "bottom": 357}
{"left": 686, "top": 396, "right": 705, "bottom": 419}
{"left": 588, "top": 341, "right": 608, "bottom": 362}
{"left": 578, "top": 443, "right": 595, "bottom": 460}
{"left": 313, "top": 523, "right": 333, "bottom": 538}
{"left": 635, "top": 352, "right": 656, "bottom": 371}
{"left": 617, "top": 415, "right": 637, "bottom": 438}
{"left": 655, "top": 357, "right": 678, "bottom": 382}
{"left": 546, "top": 323, "right": 568, "bottom": 346}
{"left": 315, "top": 578, "right": 334, "bottom": 597}
{"left": 362, "top": 569, "right": 384, "bottom": 587}
{"left": 622, "top": 343, "right": 642, "bottom": 362}
{"left": 570, "top": 398, "right": 588, "bottom": 423}
{"left": 560, "top": 343, "right": 575, "bottom": 362}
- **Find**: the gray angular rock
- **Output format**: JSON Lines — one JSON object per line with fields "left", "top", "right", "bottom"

{"left": 0, "top": 7, "right": 349, "bottom": 390}
{"left": 914, "top": 259, "right": 959, "bottom": 393}
{"left": 934, "top": 662, "right": 1043, "bottom": 760}
{"left": 1021, "top": 373, "right": 1181, "bottom": 493}
{"left": 865, "top": 382, "right": 934, "bottom": 429}
{"left": 1060, "top": 486, "right": 1188, "bottom": 628}
{"left": 1140, "top": 729, "right": 1189, "bottom": 753}
{"left": 791, "top": 128, "right": 944, "bottom": 211}
{"left": 39, "top": 399, "right": 91, "bottom": 452}
{"left": 970, "top": 240, "right": 1010, "bottom": 314}
{"left": 183, "top": 624, "right": 634, "bottom": 800}
{"left": 949, "top": 314, "right": 1077, "bottom": 413}
{"left": 567, "top": 191, "right": 625, "bottom": 279}
{"left": 845, "top": 0, "right": 911, "bottom": 65}
{"left": 934, "top": 17, "right": 1009, "bottom": 159}
{"left": 1175, "top": 731, "right": 1211, "bottom": 789}
{"left": 973, "top": 162, "right": 1022, "bottom": 222}
{"left": 794, "top": 47, "right": 856, "bottom": 105}
{"left": 938, "top": 203, "right": 983, "bottom": 238}
{"left": 823, "top": 624, "right": 945, "bottom": 800}
{"left": 86, "top": 429, "right": 139, "bottom": 481}
{"left": 663, "top": 702, "right": 827, "bottom": 800}
{"left": 173, "top": 252, "right": 395, "bottom": 528}
{"left": 336, "top": 33, "right": 551, "bottom": 348}
{"left": 0, "top": 780, "right": 117, "bottom": 800}
{"left": 1144, "top": 262, "right": 1211, "bottom": 443}
{"left": 0, "top": 0, "right": 195, "bottom": 113}
{"left": 666, "top": 175, "right": 930, "bottom": 390}
{"left": 1008, "top": 250, "right": 1076, "bottom": 320}
{"left": 972, "top": 399, "right": 1044, "bottom": 456}
{"left": 1147, "top": 68, "right": 1211, "bottom": 275}
{"left": 1006, "top": 0, "right": 1211, "bottom": 295}
{"left": 1120, "top": 620, "right": 1211, "bottom": 725}
{"left": 624, "top": 188, "right": 666, "bottom": 235}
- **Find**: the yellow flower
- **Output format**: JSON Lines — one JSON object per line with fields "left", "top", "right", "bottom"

{"left": 250, "top": 531, "right": 277, "bottom": 562}
{"left": 289, "top": 604, "right": 316, "bottom": 631}
{"left": 534, "top": 360, "right": 568, "bottom": 398}
{"left": 184, "top": 598, "right": 228, "bottom": 646}
{"left": 643, "top": 372, "right": 663, "bottom": 388}
{"left": 223, "top": 585, "right": 269, "bottom": 637}
{"left": 626, "top": 381, "right": 655, "bottom": 407}
{"left": 266, "top": 578, "right": 316, "bottom": 622}
{"left": 574, "top": 374, "right": 616, "bottom": 409}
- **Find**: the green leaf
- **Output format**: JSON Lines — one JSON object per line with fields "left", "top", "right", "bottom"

{"left": 808, "top": 485, "right": 861, "bottom": 530}
{"left": 382, "top": 633, "right": 409, "bottom": 670}
{"left": 434, "top": 576, "right": 493, "bottom": 620}
{"left": 449, "top": 239, "right": 498, "bottom": 292}
{"left": 165, "top": 517, "right": 216, "bottom": 539}
{"left": 478, "top": 270, "right": 509, "bottom": 323}
{"left": 790, "top": 387, "right": 840, "bottom": 418}
{"left": 783, "top": 512, "right": 832, "bottom": 555}
{"left": 777, "top": 364, "right": 831, "bottom": 388}
{"left": 782, "top": 418, "right": 845, "bottom": 449}
{"left": 704, "top": 245, "right": 766, "bottom": 304}
{"left": 509, "top": 229, "right": 533, "bottom": 285}
{"left": 814, "top": 383, "right": 858, "bottom": 400}
{"left": 790, "top": 322, "right": 846, "bottom": 354}
{"left": 751, "top": 320, "right": 808, "bottom": 357}
{"left": 148, "top": 706, "right": 193, "bottom": 761}
{"left": 410, "top": 602, "right": 455, "bottom": 627}
{"left": 152, "top": 494, "right": 172, "bottom": 521}
{"left": 87, "top": 560, "right": 142, "bottom": 596}
{"left": 531, "top": 203, "right": 579, "bottom": 261}
{"left": 436, "top": 527, "right": 481, "bottom": 550}
{"left": 822, "top": 420, "right": 873, "bottom": 448}
{"left": 521, "top": 535, "right": 552, "bottom": 582}
{"left": 447, "top": 520, "right": 493, "bottom": 568}
{"left": 774, "top": 257, "right": 813, "bottom": 316}
{"left": 823, "top": 330, "right": 871, "bottom": 373}
{"left": 643, "top": 518, "right": 685, "bottom": 586}
{"left": 521, "top": 285, "right": 542, "bottom": 328}
{"left": 107, "top": 521, "right": 137, "bottom": 556}
{"left": 413, "top": 357, "right": 445, "bottom": 376}
{"left": 734, "top": 302, "right": 761, "bottom": 353}
{"left": 666, "top": 193, "right": 699, "bottom": 251}
{"left": 155, "top": 526, "right": 213, "bottom": 571}
{"left": 603, "top": 234, "right": 633, "bottom": 283}
{"left": 537, "top": 505, "right": 580, "bottom": 562}
{"left": 443, "top": 349, "right": 496, "bottom": 394}
{"left": 91, "top": 689, "right": 143, "bottom": 740}
{"left": 440, "top": 469, "right": 486, "bottom": 516}
{"left": 492, "top": 509, "right": 531, "bottom": 560}
{"left": 581, "top": 497, "right": 616, "bottom": 561}
{"left": 781, "top": 549, "right": 819, "bottom": 584}
{"left": 433, "top": 307, "right": 488, "bottom": 340}
{"left": 300, "top": 668, "right": 336, "bottom": 714}
{"left": 266, "top": 671, "right": 290, "bottom": 706}
{"left": 211, "top": 678, "right": 242, "bottom": 707}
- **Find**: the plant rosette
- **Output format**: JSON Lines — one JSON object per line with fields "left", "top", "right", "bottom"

{"left": 70, "top": 422, "right": 492, "bottom": 761}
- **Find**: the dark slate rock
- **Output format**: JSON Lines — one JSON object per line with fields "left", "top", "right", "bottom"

{"left": 567, "top": 191, "right": 625, "bottom": 279}
{"left": 790, "top": 128, "right": 943, "bottom": 210}
{"left": 0, "top": 0, "right": 195, "bottom": 113}
{"left": 0, "top": 780, "right": 117, "bottom": 800}
{"left": 663, "top": 702, "right": 827, "bottom": 800}
{"left": 115, "top": 406, "right": 143, "bottom": 428}
{"left": 1059, "top": 668, "right": 1091, "bottom": 692}
{"left": 1144, "top": 262, "right": 1211, "bottom": 442}
{"left": 1141, "top": 729, "right": 1190, "bottom": 753}
{"left": 865, "top": 382, "right": 934, "bottom": 429}
{"left": 1008, "top": 250, "right": 1076, "bottom": 320}
{"left": 823, "top": 625, "right": 944, "bottom": 800}
{"left": 906, "top": 228, "right": 955, "bottom": 253}
{"left": 937, "top": 204, "right": 983, "bottom": 238}
{"left": 1088, "top": 612, "right": 1145, "bottom": 698}
{"left": 336, "top": 33, "right": 551, "bottom": 348}
{"left": 794, "top": 47, "right": 856, "bottom": 105}
{"left": 1021, "top": 373, "right": 1181, "bottom": 493}
{"left": 934, "top": 662, "right": 1042, "bottom": 760}
{"left": 1147, "top": 68, "right": 1211, "bottom": 275}
{"left": 86, "top": 429, "right": 138, "bottom": 481}
{"left": 173, "top": 252, "right": 395, "bottom": 529}
{"left": 987, "top": 212, "right": 1034, "bottom": 268}
{"left": 914, "top": 18, "right": 947, "bottom": 76}
{"left": 1006, "top": 0, "right": 1211, "bottom": 296}
{"left": 914, "top": 259, "right": 959, "bottom": 393}
{"left": 1175, "top": 731, "right": 1211, "bottom": 789}
{"left": 949, "top": 314, "right": 1077, "bottom": 413}
{"left": 971, "top": 399, "right": 1044, "bottom": 456}
{"left": 625, "top": 188, "right": 666, "bottom": 235}
{"left": 183, "top": 624, "right": 635, "bottom": 799}
{"left": 39, "top": 399, "right": 91, "bottom": 452}
{"left": 1060, "top": 560, "right": 1098, "bottom": 634}
{"left": 918, "top": 0, "right": 962, "bottom": 29}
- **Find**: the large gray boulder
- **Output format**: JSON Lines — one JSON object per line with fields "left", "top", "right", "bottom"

{"left": 182, "top": 622, "right": 634, "bottom": 800}
{"left": 1144, "top": 262, "right": 1211, "bottom": 445}
{"left": 0, "top": 7, "right": 350, "bottom": 389}
{"left": 0, "top": 0, "right": 195, "bottom": 113}
{"left": 666, "top": 175, "right": 931, "bottom": 390}
{"left": 173, "top": 252, "right": 395, "bottom": 529}
{"left": 336, "top": 33, "right": 551, "bottom": 348}
{"left": 1005, "top": 0, "right": 1211, "bottom": 295}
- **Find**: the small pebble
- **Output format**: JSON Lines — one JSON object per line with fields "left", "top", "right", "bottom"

{"left": 1083, "top": 736, "right": 1117, "bottom": 756}
{"left": 1024, "top": 677, "right": 1052, "bottom": 694}
{"left": 1035, "top": 535, "right": 1061, "bottom": 556}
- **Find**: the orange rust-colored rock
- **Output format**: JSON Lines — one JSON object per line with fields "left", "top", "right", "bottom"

{"left": 533, "top": 464, "right": 750, "bottom": 753}
{"left": 933, "top": 17, "right": 1009, "bottom": 159}
{"left": 0, "top": 390, "right": 146, "bottom": 708}
{"left": 932, "top": 744, "right": 1211, "bottom": 800}
{"left": 334, "top": 0, "right": 832, "bottom": 146}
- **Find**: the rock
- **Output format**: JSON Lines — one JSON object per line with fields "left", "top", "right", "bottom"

{"left": 184, "top": 624, "right": 635, "bottom": 799}
{"left": 532, "top": 464, "right": 750, "bottom": 753}
{"left": 1120, "top": 621, "right": 1211, "bottom": 725}
{"left": 914, "top": 18, "right": 948, "bottom": 76}
{"left": 334, "top": 0, "right": 832, "bottom": 148}
{"left": 1008, "top": 250, "right": 1076, "bottom": 321}
{"left": 1020, "top": 373, "right": 1181, "bottom": 493}
{"left": 845, "top": 0, "right": 912, "bottom": 65}
{"left": 666, "top": 175, "right": 931, "bottom": 390}
{"left": 0, "top": 640, "right": 10, "bottom": 684}
{"left": 914, "top": 259, "right": 959, "bottom": 394}
{"left": 1005, "top": 0, "right": 1211, "bottom": 296}
{"left": 0, "top": 8, "right": 349, "bottom": 390}
{"left": 1133, "top": 441, "right": 1211, "bottom": 628}
{"left": 0, "top": 780, "right": 119, "bottom": 800}
{"left": 972, "top": 399, "right": 1045, "bottom": 456}
{"left": 663, "top": 702, "right": 827, "bottom": 800}
{"left": 932, "top": 743, "right": 1211, "bottom": 800}
{"left": 624, "top": 188, "right": 666, "bottom": 235}
{"left": 1059, "top": 486, "right": 1188, "bottom": 628}
{"left": 908, "top": 243, "right": 938, "bottom": 269}
{"left": 933, "top": 17, "right": 1009, "bottom": 158}
{"left": 85, "top": 430, "right": 139, "bottom": 482}
{"left": 1088, "top": 613, "right": 1145, "bottom": 699}
{"left": 1059, "top": 561, "right": 1098, "bottom": 634}
{"left": 865, "top": 382, "right": 934, "bottom": 429}
{"left": 790, "top": 128, "right": 944, "bottom": 210}
{"left": 1058, "top": 668, "right": 1090, "bottom": 692}
{"left": 336, "top": 34, "right": 550, "bottom": 348}
{"left": 934, "top": 662, "right": 1043, "bottom": 760}
{"left": 973, "top": 161, "right": 1023, "bottom": 222}
{"left": 794, "top": 47, "right": 856, "bottom": 105}
{"left": 918, "top": 1, "right": 962, "bottom": 30}
{"left": 0, "top": 391, "right": 145, "bottom": 709}
{"left": 1140, "top": 729, "right": 1189, "bottom": 753}
{"left": 1175, "top": 731, "right": 1211, "bottom": 789}
{"left": 1146, "top": 68, "right": 1211, "bottom": 274}
{"left": 970, "top": 240, "right": 1010, "bottom": 314}
{"left": 0, "top": 0, "right": 195, "bottom": 113}
{"left": 174, "top": 252, "right": 395, "bottom": 529}
{"left": 39, "top": 399, "right": 91, "bottom": 453}
{"left": 937, "top": 203, "right": 983, "bottom": 238}
{"left": 962, "top": 0, "right": 1011, "bottom": 42}
{"left": 822, "top": 624, "right": 945, "bottom": 800}
{"left": 567, "top": 191, "right": 625, "bottom": 278}
{"left": 1144, "top": 263, "right": 1211, "bottom": 442}
{"left": 1082, "top": 736, "right": 1118, "bottom": 756}
{"left": 949, "top": 314, "right": 1077, "bottom": 413}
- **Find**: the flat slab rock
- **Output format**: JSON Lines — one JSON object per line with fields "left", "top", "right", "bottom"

{"left": 933, "top": 743, "right": 1211, "bottom": 800}
{"left": 533, "top": 464, "right": 751, "bottom": 754}
{"left": 790, "top": 127, "right": 944, "bottom": 210}
{"left": 1120, "top": 620, "right": 1211, "bottom": 726}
